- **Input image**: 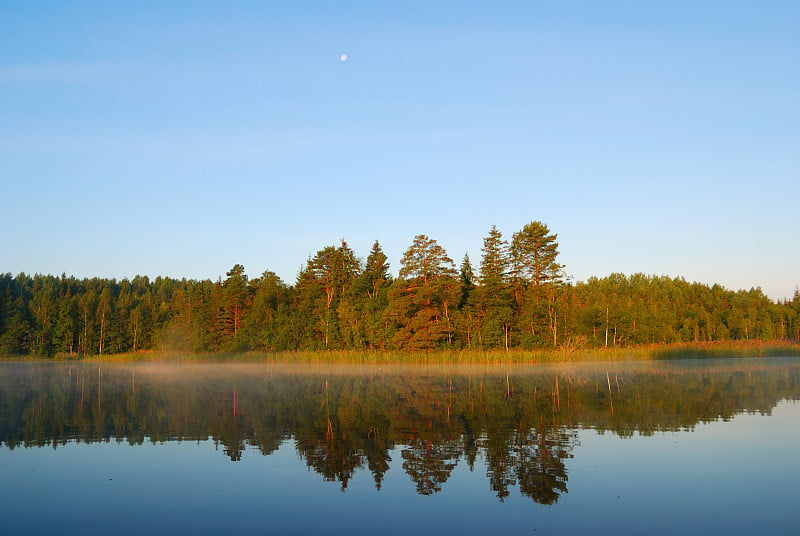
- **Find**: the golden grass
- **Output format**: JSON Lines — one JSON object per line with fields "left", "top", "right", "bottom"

{"left": 11, "top": 339, "right": 790, "bottom": 364}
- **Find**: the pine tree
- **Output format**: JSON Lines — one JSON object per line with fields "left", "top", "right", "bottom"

{"left": 387, "top": 235, "right": 459, "bottom": 348}
{"left": 510, "top": 221, "right": 562, "bottom": 292}
{"left": 222, "top": 264, "right": 250, "bottom": 346}
{"left": 295, "top": 241, "right": 360, "bottom": 349}
{"left": 399, "top": 235, "right": 456, "bottom": 282}
{"left": 510, "top": 221, "right": 564, "bottom": 347}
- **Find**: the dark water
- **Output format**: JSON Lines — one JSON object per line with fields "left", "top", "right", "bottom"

{"left": 1, "top": 358, "right": 799, "bottom": 535}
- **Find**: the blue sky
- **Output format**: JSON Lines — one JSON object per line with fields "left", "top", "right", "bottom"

{"left": 1, "top": 1, "right": 798, "bottom": 300}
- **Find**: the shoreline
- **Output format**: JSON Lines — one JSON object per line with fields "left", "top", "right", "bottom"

{"left": 3, "top": 340, "right": 799, "bottom": 364}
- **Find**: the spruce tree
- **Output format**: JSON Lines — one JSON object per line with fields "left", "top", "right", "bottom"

{"left": 477, "top": 225, "right": 513, "bottom": 349}
{"left": 348, "top": 241, "right": 392, "bottom": 349}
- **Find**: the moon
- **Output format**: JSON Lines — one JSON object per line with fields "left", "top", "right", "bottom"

{"left": 340, "top": 54, "right": 348, "bottom": 62}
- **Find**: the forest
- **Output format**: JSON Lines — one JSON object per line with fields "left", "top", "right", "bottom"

{"left": 1, "top": 221, "right": 799, "bottom": 357}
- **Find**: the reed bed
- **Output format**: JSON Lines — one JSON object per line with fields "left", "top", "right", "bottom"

{"left": 12, "top": 339, "right": 789, "bottom": 364}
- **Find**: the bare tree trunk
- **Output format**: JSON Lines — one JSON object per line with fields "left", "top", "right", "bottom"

{"left": 99, "top": 310, "right": 105, "bottom": 355}
{"left": 83, "top": 311, "right": 88, "bottom": 356}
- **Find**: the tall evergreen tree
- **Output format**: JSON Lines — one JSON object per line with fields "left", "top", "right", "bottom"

{"left": 53, "top": 292, "right": 77, "bottom": 355}
{"left": 243, "top": 270, "right": 291, "bottom": 350}
{"left": 386, "top": 235, "right": 459, "bottom": 348}
{"left": 29, "top": 275, "right": 58, "bottom": 356}
{"left": 476, "top": 225, "right": 513, "bottom": 349}
{"left": 222, "top": 264, "right": 250, "bottom": 347}
{"left": 458, "top": 254, "right": 475, "bottom": 309}
{"left": 347, "top": 241, "right": 392, "bottom": 349}
{"left": 456, "top": 254, "right": 477, "bottom": 348}
{"left": 510, "top": 221, "right": 562, "bottom": 293}
{"left": 295, "top": 241, "right": 360, "bottom": 349}
{"left": 510, "top": 221, "right": 564, "bottom": 347}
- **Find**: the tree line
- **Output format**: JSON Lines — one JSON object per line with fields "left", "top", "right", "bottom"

{"left": 2, "top": 221, "right": 799, "bottom": 356}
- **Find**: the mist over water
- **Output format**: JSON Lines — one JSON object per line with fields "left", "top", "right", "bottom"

{"left": 2, "top": 358, "right": 799, "bottom": 535}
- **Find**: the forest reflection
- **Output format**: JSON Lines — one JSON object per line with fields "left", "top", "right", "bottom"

{"left": 2, "top": 359, "right": 799, "bottom": 504}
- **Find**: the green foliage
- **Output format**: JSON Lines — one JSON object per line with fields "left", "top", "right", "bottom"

{"left": 473, "top": 226, "right": 514, "bottom": 349}
{"left": 294, "top": 241, "right": 360, "bottom": 349}
{"left": 346, "top": 241, "right": 392, "bottom": 349}
{"left": 510, "top": 221, "right": 564, "bottom": 348}
{"left": 387, "top": 235, "right": 460, "bottom": 348}
{"left": 1, "top": 221, "right": 798, "bottom": 358}
{"left": 398, "top": 234, "right": 456, "bottom": 282}
{"left": 510, "top": 221, "right": 562, "bottom": 289}
{"left": 243, "top": 271, "right": 292, "bottom": 351}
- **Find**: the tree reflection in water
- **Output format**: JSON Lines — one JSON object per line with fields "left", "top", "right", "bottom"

{"left": 1, "top": 360, "right": 798, "bottom": 504}
{"left": 402, "top": 439, "right": 462, "bottom": 495}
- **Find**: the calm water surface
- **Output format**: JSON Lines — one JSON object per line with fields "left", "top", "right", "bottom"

{"left": 1, "top": 358, "right": 799, "bottom": 535}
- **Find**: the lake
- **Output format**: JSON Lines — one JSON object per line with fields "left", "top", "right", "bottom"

{"left": 1, "top": 358, "right": 799, "bottom": 535}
